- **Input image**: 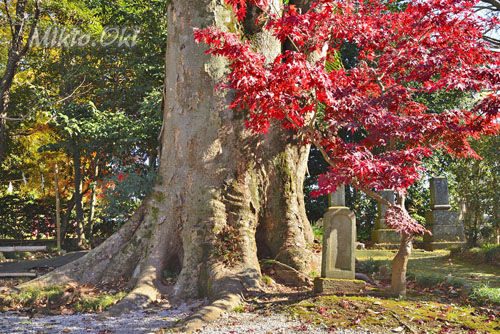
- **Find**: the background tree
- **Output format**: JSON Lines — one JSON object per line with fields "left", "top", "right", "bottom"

{"left": 0, "top": 0, "right": 40, "bottom": 160}
{"left": 0, "top": 0, "right": 165, "bottom": 246}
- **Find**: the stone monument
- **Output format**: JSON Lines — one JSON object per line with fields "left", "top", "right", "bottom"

{"left": 314, "top": 185, "right": 366, "bottom": 294}
{"left": 423, "top": 177, "right": 466, "bottom": 251}
{"left": 372, "top": 189, "right": 401, "bottom": 249}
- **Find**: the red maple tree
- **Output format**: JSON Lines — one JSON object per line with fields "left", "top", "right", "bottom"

{"left": 195, "top": 0, "right": 500, "bottom": 294}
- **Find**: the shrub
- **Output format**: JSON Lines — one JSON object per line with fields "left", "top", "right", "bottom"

{"left": 450, "top": 244, "right": 500, "bottom": 265}
{"left": 471, "top": 285, "right": 500, "bottom": 305}
{"left": 415, "top": 273, "right": 446, "bottom": 288}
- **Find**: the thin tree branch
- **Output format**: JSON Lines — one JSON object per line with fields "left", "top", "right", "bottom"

{"left": 3, "top": 0, "right": 14, "bottom": 37}
{"left": 0, "top": 115, "right": 24, "bottom": 121}
{"left": 20, "top": 0, "right": 40, "bottom": 56}
{"left": 481, "top": 0, "right": 500, "bottom": 11}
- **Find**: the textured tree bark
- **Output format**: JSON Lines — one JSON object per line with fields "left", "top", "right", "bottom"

{"left": 391, "top": 232, "right": 411, "bottom": 296}
{"left": 391, "top": 195, "right": 412, "bottom": 296}
{"left": 20, "top": 1, "right": 315, "bottom": 328}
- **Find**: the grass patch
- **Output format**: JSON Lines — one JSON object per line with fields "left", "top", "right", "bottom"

{"left": 74, "top": 291, "right": 126, "bottom": 312}
{"left": 471, "top": 285, "right": 500, "bottom": 305}
{"left": 450, "top": 244, "right": 500, "bottom": 266}
{"left": 0, "top": 285, "right": 65, "bottom": 311}
{"left": 0, "top": 284, "right": 125, "bottom": 314}
{"left": 312, "top": 224, "right": 323, "bottom": 241}
{"left": 233, "top": 306, "right": 245, "bottom": 313}
{"left": 261, "top": 275, "right": 273, "bottom": 285}
{"left": 356, "top": 249, "right": 500, "bottom": 288}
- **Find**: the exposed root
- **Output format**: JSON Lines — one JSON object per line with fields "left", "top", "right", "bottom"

{"left": 105, "top": 265, "right": 160, "bottom": 316}
{"left": 17, "top": 203, "right": 150, "bottom": 290}
{"left": 260, "top": 259, "right": 311, "bottom": 286}
{"left": 171, "top": 292, "right": 242, "bottom": 333}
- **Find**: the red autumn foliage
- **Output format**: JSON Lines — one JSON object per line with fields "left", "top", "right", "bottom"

{"left": 194, "top": 0, "right": 500, "bottom": 236}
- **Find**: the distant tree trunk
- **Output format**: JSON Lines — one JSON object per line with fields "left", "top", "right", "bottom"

{"left": 21, "top": 3, "right": 316, "bottom": 326}
{"left": 60, "top": 196, "right": 75, "bottom": 246}
{"left": 0, "top": 0, "right": 40, "bottom": 161}
{"left": 72, "top": 147, "right": 86, "bottom": 249}
{"left": 86, "top": 160, "right": 99, "bottom": 245}
{"left": 54, "top": 164, "right": 61, "bottom": 250}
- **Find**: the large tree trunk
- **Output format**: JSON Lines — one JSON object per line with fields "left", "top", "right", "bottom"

{"left": 20, "top": 0, "right": 315, "bottom": 326}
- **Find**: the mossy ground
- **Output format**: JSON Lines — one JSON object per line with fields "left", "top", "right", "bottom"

{"left": 283, "top": 294, "right": 500, "bottom": 333}
{"left": 255, "top": 249, "right": 500, "bottom": 333}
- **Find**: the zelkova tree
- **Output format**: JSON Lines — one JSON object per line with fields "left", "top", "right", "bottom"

{"left": 195, "top": 0, "right": 500, "bottom": 295}
{"left": 19, "top": 0, "right": 317, "bottom": 327}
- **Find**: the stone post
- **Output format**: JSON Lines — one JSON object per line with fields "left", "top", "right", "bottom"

{"left": 372, "top": 190, "right": 401, "bottom": 249}
{"left": 314, "top": 185, "right": 366, "bottom": 294}
{"left": 424, "top": 177, "right": 465, "bottom": 251}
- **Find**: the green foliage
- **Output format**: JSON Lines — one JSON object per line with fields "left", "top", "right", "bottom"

{"left": 450, "top": 134, "right": 500, "bottom": 246}
{"left": 0, "top": 194, "right": 56, "bottom": 239}
{"left": 95, "top": 162, "right": 157, "bottom": 235}
{"left": 471, "top": 285, "right": 500, "bottom": 305}
{"left": 450, "top": 244, "right": 500, "bottom": 266}
{"left": 356, "top": 257, "right": 385, "bottom": 275}
{"left": 414, "top": 273, "right": 446, "bottom": 289}
{"left": 311, "top": 223, "right": 323, "bottom": 240}
{"left": 261, "top": 275, "right": 273, "bottom": 285}
{"left": 233, "top": 305, "right": 245, "bottom": 313}
{"left": 1, "top": 0, "right": 166, "bottom": 240}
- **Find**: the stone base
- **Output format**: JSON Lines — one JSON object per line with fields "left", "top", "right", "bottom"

{"left": 424, "top": 241, "right": 466, "bottom": 251}
{"left": 372, "top": 243, "right": 400, "bottom": 250}
{"left": 314, "top": 277, "right": 366, "bottom": 294}
{"left": 372, "top": 229, "right": 401, "bottom": 244}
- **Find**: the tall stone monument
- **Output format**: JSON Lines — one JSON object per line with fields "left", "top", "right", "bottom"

{"left": 424, "top": 177, "right": 466, "bottom": 251}
{"left": 372, "top": 190, "right": 401, "bottom": 249}
{"left": 314, "top": 185, "right": 366, "bottom": 294}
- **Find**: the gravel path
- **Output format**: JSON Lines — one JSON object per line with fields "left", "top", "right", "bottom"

{"left": 1, "top": 306, "right": 374, "bottom": 334}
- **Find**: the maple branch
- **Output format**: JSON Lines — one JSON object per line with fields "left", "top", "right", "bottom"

{"left": 483, "top": 35, "right": 500, "bottom": 48}
{"left": 284, "top": 113, "right": 394, "bottom": 208}
{"left": 475, "top": 5, "right": 497, "bottom": 11}
{"left": 481, "top": 0, "right": 500, "bottom": 11}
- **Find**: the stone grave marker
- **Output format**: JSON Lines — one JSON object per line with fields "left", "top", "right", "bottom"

{"left": 314, "top": 185, "right": 366, "bottom": 294}
{"left": 372, "top": 189, "right": 401, "bottom": 249}
{"left": 424, "top": 177, "right": 465, "bottom": 250}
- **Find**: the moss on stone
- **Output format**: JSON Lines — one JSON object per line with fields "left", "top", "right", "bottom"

{"left": 153, "top": 191, "right": 166, "bottom": 203}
